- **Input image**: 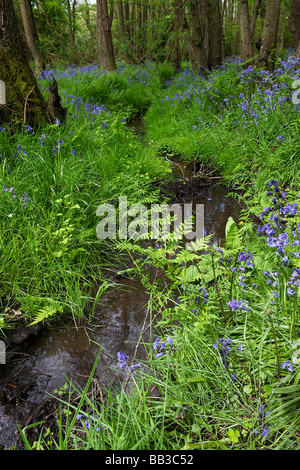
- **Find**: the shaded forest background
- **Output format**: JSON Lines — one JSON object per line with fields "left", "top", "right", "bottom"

{"left": 11, "top": 0, "right": 300, "bottom": 74}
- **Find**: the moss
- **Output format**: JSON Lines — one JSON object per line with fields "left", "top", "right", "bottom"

{"left": 0, "top": 47, "right": 52, "bottom": 128}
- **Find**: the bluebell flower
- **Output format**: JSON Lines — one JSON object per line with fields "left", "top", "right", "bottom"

{"left": 155, "top": 352, "right": 164, "bottom": 359}
{"left": 117, "top": 351, "right": 129, "bottom": 369}
{"left": 261, "top": 427, "right": 270, "bottom": 437}
{"left": 281, "top": 360, "right": 293, "bottom": 372}
{"left": 227, "top": 299, "right": 249, "bottom": 313}
{"left": 213, "top": 338, "right": 232, "bottom": 368}
{"left": 130, "top": 363, "right": 141, "bottom": 371}
{"left": 153, "top": 336, "right": 172, "bottom": 359}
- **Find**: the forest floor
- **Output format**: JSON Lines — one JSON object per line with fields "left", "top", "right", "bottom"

{"left": 0, "top": 55, "right": 300, "bottom": 450}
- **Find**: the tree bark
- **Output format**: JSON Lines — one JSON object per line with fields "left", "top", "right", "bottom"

{"left": 238, "top": 0, "right": 253, "bottom": 61}
{"left": 19, "top": 0, "right": 45, "bottom": 75}
{"left": 124, "top": 1, "right": 130, "bottom": 38}
{"left": 0, "top": 0, "right": 53, "bottom": 127}
{"left": 250, "top": 0, "right": 263, "bottom": 38}
{"left": 130, "top": 0, "right": 136, "bottom": 57}
{"left": 97, "top": 0, "right": 116, "bottom": 71}
{"left": 206, "top": 0, "right": 224, "bottom": 69}
{"left": 172, "top": 0, "right": 183, "bottom": 71}
{"left": 258, "top": 0, "right": 281, "bottom": 70}
{"left": 84, "top": 0, "right": 94, "bottom": 42}
{"left": 289, "top": 0, "right": 300, "bottom": 57}
{"left": 189, "top": 0, "right": 208, "bottom": 71}
{"left": 117, "top": 1, "right": 125, "bottom": 39}
{"left": 66, "top": 0, "right": 77, "bottom": 49}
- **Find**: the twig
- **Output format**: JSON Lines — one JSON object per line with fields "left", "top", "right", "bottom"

{"left": 164, "top": 154, "right": 185, "bottom": 178}
{"left": 23, "top": 86, "right": 35, "bottom": 122}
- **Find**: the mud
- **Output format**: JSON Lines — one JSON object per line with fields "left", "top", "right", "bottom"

{"left": 0, "top": 116, "right": 241, "bottom": 449}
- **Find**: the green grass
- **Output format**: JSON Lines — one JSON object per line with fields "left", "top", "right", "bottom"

{"left": 144, "top": 57, "right": 300, "bottom": 190}
{"left": 0, "top": 63, "right": 171, "bottom": 329}
{"left": 0, "top": 57, "right": 299, "bottom": 450}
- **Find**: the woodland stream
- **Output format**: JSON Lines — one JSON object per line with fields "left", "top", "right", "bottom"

{"left": 0, "top": 116, "right": 241, "bottom": 449}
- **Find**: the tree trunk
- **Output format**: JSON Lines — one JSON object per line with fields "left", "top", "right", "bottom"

{"left": 207, "top": 0, "right": 224, "bottom": 69}
{"left": 238, "top": 0, "right": 253, "bottom": 61}
{"left": 117, "top": 1, "right": 125, "bottom": 39}
{"left": 172, "top": 0, "right": 183, "bottom": 71}
{"left": 97, "top": 0, "right": 116, "bottom": 71}
{"left": 84, "top": 0, "right": 94, "bottom": 42}
{"left": 232, "top": 28, "right": 239, "bottom": 55}
{"left": 0, "top": 0, "right": 52, "bottom": 127}
{"left": 19, "top": 0, "right": 45, "bottom": 75}
{"left": 66, "top": 0, "right": 77, "bottom": 49}
{"left": 188, "top": 0, "right": 208, "bottom": 71}
{"left": 124, "top": 1, "right": 130, "bottom": 38}
{"left": 250, "top": 0, "right": 263, "bottom": 38}
{"left": 289, "top": 0, "right": 300, "bottom": 57}
{"left": 130, "top": 0, "right": 136, "bottom": 57}
{"left": 258, "top": 0, "right": 281, "bottom": 70}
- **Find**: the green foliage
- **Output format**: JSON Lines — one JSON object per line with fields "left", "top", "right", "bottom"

{"left": 144, "top": 56, "right": 300, "bottom": 190}
{"left": 2, "top": 54, "right": 300, "bottom": 450}
{"left": 0, "top": 63, "right": 171, "bottom": 329}
{"left": 30, "top": 180, "right": 299, "bottom": 450}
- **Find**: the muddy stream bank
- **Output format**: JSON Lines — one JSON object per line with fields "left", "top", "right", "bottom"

{"left": 0, "top": 117, "right": 241, "bottom": 449}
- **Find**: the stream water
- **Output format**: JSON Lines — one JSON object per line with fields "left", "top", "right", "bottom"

{"left": 0, "top": 117, "right": 241, "bottom": 449}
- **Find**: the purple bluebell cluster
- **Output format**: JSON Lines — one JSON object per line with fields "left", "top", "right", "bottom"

{"left": 117, "top": 351, "right": 141, "bottom": 372}
{"left": 153, "top": 336, "right": 172, "bottom": 359}
{"left": 61, "top": 91, "right": 108, "bottom": 122}
{"left": 226, "top": 299, "right": 249, "bottom": 313}
{"left": 281, "top": 360, "right": 293, "bottom": 372}
{"left": 255, "top": 405, "right": 270, "bottom": 438}
{"left": 213, "top": 337, "right": 233, "bottom": 369}
{"left": 257, "top": 181, "right": 300, "bottom": 270}
{"left": 156, "top": 54, "right": 300, "bottom": 139}
{"left": 3, "top": 184, "right": 30, "bottom": 207}
{"left": 76, "top": 411, "right": 105, "bottom": 431}
{"left": 39, "top": 63, "right": 102, "bottom": 82}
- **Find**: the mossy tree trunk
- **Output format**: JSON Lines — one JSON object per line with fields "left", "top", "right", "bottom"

{"left": 0, "top": 0, "right": 53, "bottom": 127}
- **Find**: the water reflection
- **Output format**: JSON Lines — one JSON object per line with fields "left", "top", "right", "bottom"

{"left": 0, "top": 185, "right": 240, "bottom": 448}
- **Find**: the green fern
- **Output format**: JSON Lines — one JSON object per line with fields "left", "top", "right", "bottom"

{"left": 30, "top": 305, "right": 61, "bottom": 326}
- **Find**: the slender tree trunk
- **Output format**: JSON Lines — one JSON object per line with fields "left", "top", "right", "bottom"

{"left": 250, "top": 0, "right": 263, "bottom": 38}
{"left": 136, "top": 0, "right": 143, "bottom": 61}
{"left": 84, "top": 0, "right": 94, "bottom": 42}
{"left": 130, "top": 0, "right": 136, "bottom": 57}
{"left": 0, "top": 0, "right": 52, "bottom": 126}
{"left": 141, "top": 1, "right": 148, "bottom": 62}
{"left": 19, "top": 0, "right": 45, "bottom": 75}
{"left": 66, "top": 0, "right": 77, "bottom": 49}
{"left": 172, "top": 0, "right": 183, "bottom": 71}
{"left": 289, "top": 0, "right": 300, "bottom": 57}
{"left": 232, "top": 26, "right": 240, "bottom": 55}
{"left": 117, "top": 1, "right": 125, "bottom": 39}
{"left": 97, "top": 0, "right": 116, "bottom": 71}
{"left": 124, "top": 1, "right": 130, "bottom": 38}
{"left": 258, "top": 0, "right": 281, "bottom": 70}
{"left": 238, "top": 0, "right": 253, "bottom": 61}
